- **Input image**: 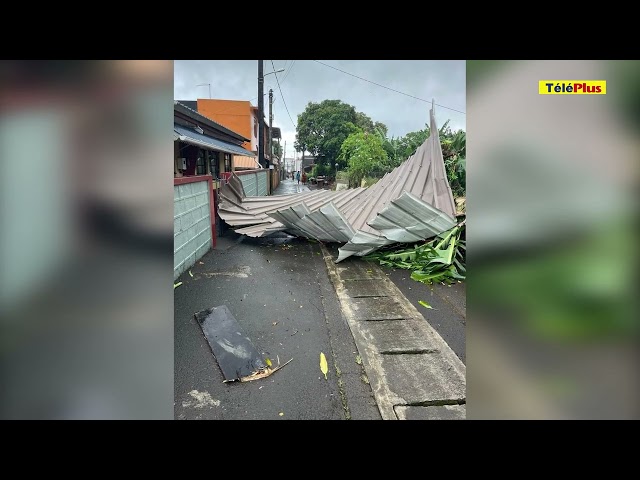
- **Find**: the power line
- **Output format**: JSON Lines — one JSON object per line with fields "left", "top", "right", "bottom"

{"left": 271, "top": 60, "right": 297, "bottom": 128}
{"left": 281, "top": 60, "right": 296, "bottom": 85}
{"left": 312, "top": 60, "right": 466, "bottom": 115}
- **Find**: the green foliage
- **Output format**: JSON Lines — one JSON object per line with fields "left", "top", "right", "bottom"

{"left": 310, "top": 163, "right": 333, "bottom": 179}
{"left": 384, "top": 120, "right": 466, "bottom": 197}
{"left": 362, "top": 176, "right": 379, "bottom": 187}
{"left": 338, "top": 131, "right": 389, "bottom": 188}
{"left": 272, "top": 142, "right": 283, "bottom": 159}
{"left": 336, "top": 170, "right": 349, "bottom": 182}
{"left": 355, "top": 112, "right": 388, "bottom": 137}
{"left": 294, "top": 100, "right": 387, "bottom": 173}
{"left": 294, "top": 98, "right": 465, "bottom": 196}
{"left": 366, "top": 223, "right": 466, "bottom": 285}
{"left": 441, "top": 129, "right": 466, "bottom": 197}
{"left": 294, "top": 100, "right": 358, "bottom": 168}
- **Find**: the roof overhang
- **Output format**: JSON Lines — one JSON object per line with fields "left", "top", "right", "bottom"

{"left": 175, "top": 124, "right": 256, "bottom": 157}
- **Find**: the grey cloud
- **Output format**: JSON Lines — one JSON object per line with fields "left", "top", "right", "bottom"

{"left": 174, "top": 60, "right": 466, "bottom": 157}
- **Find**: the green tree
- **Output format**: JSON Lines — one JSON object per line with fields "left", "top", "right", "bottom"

{"left": 294, "top": 100, "right": 358, "bottom": 167}
{"left": 374, "top": 122, "right": 388, "bottom": 137}
{"left": 294, "top": 100, "right": 387, "bottom": 171}
{"left": 355, "top": 111, "right": 388, "bottom": 137}
{"left": 355, "top": 111, "right": 373, "bottom": 132}
{"left": 441, "top": 129, "right": 466, "bottom": 197}
{"left": 378, "top": 120, "right": 466, "bottom": 197}
{"left": 339, "top": 131, "right": 389, "bottom": 187}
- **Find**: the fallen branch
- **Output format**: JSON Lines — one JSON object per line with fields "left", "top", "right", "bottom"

{"left": 237, "top": 358, "right": 294, "bottom": 383}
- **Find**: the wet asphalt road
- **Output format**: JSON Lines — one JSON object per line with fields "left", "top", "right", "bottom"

{"left": 174, "top": 231, "right": 381, "bottom": 420}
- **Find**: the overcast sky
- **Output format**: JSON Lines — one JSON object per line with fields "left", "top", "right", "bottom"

{"left": 174, "top": 60, "right": 466, "bottom": 159}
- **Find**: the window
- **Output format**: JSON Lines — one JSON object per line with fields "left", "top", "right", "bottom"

{"left": 209, "top": 151, "right": 220, "bottom": 178}
{"left": 196, "top": 149, "right": 206, "bottom": 175}
{"left": 224, "top": 153, "right": 232, "bottom": 172}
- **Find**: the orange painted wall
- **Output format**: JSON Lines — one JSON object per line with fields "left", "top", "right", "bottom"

{"left": 197, "top": 99, "right": 253, "bottom": 150}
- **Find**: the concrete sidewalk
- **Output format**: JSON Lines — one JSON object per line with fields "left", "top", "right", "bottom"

{"left": 321, "top": 243, "right": 466, "bottom": 420}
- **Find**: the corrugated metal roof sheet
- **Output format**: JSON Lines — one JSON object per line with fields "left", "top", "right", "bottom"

{"left": 218, "top": 108, "right": 458, "bottom": 262}
{"left": 174, "top": 124, "right": 255, "bottom": 157}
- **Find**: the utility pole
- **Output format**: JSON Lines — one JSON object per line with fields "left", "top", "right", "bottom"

{"left": 258, "top": 60, "right": 265, "bottom": 168}
{"left": 269, "top": 88, "right": 273, "bottom": 169}
{"left": 283, "top": 140, "right": 287, "bottom": 176}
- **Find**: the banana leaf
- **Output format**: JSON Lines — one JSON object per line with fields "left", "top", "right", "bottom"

{"left": 366, "top": 222, "right": 466, "bottom": 285}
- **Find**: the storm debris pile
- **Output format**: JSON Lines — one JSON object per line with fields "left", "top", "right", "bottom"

{"left": 218, "top": 109, "right": 457, "bottom": 261}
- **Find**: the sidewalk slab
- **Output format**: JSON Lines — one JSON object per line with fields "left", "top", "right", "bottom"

{"left": 350, "top": 297, "right": 410, "bottom": 321}
{"left": 379, "top": 353, "right": 465, "bottom": 404}
{"left": 363, "top": 319, "right": 440, "bottom": 353}
{"left": 395, "top": 405, "right": 466, "bottom": 420}
{"left": 342, "top": 279, "right": 392, "bottom": 298}
{"left": 336, "top": 262, "right": 385, "bottom": 280}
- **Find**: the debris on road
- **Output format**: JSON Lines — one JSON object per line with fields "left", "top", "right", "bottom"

{"left": 195, "top": 305, "right": 293, "bottom": 383}
{"left": 366, "top": 221, "right": 466, "bottom": 285}
{"left": 218, "top": 108, "right": 457, "bottom": 262}
{"left": 320, "top": 352, "right": 328, "bottom": 380}
{"left": 418, "top": 300, "right": 433, "bottom": 309}
{"left": 174, "top": 282, "right": 183, "bottom": 289}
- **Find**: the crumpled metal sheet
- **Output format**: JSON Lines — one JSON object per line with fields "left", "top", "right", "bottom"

{"left": 218, "top": 109, "right": 458, "bottom": 261}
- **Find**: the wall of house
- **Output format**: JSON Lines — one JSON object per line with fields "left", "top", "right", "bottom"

{"left": 236, "top": 169, "right": 268, "bottom": 196}
{"left": 250, "top": 114, "right": 258, "bottom": 152}
{"left": 197, "top": 99, "right": 253, "bottom": 151}
{"left": 174, "top": 177, "right": 213, "bottom": 280}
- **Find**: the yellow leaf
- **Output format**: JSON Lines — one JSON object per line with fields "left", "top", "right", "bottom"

{"left": 189, "top": 270, "right": 194, "bottom": 278}
{"left": 279, "top": 412, "right": 284, "bottom": 416}
{"left": 265, "top": 358, "right": 272, "bottom": 368}
{"left": 320, "top": 352, "right": 328, "bottom": 380}
{"left": 174, "top": 282, "right": 182, "bottom": 289}
{"left": 418, "top": 300, "right": 433, "bottom": 309}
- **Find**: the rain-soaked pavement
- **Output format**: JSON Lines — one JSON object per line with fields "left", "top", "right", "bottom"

{"left": 174, "top": 178, "right": 466, "bottom": 419}
{"left": 174, "top": 229, "right": 381, "bottom": 420}
{"left": 274, "top": 177, "right": 310, "bottom": 195}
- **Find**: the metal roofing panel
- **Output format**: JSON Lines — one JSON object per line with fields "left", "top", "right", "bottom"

{"left": 337, "top": 231, "right": 394, "bottom": 263}
{"left": 270, "top": 201, "right": 355, "bottom": 243}
{"left": 367, "top": 191, "right": 457, "bottom": 242}
{"left": 217, "top": 108, "right": 459, "bottom": 261}
{"left": 174, "top": 124, "right": 255, "bottom": 157}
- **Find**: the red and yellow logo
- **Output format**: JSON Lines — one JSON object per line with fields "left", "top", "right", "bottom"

{"left": 539, "top": 80, "right": 606, "bottom": 94}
